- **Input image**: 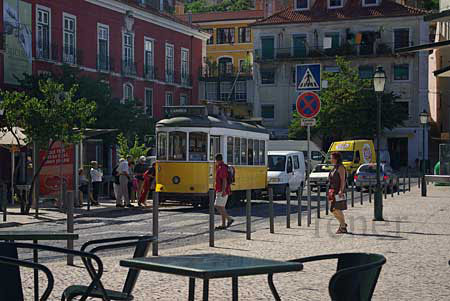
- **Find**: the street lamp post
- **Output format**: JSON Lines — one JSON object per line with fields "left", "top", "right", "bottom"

{"left": 419, "top": 110, "right": 429, "bottom": 197}
{"left": 373, "top": 66, "right": 386, "bottom": 221}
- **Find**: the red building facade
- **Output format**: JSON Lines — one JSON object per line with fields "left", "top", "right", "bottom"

{"left": 0, "top": 0, "right": 209, "bottom": 119}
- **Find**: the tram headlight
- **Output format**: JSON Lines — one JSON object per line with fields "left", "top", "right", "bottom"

{"left": 172, "top": 176, "right": 181, "bottom": 184}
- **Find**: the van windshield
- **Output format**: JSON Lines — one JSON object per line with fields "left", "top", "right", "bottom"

{"left": 268, "top": 155, "right": 286, "bottom": 171}
{"left": 326, "top": 151, "right": 354, "bottom": 163}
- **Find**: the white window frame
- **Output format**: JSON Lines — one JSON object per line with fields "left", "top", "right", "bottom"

{"left": 62, "top": 13, "right": 77, "bottom": 64}
{"left": 144, "top": 37, "right": 154, "bottom": 79}
{"left": 181, "top": 47, "right": 189, "bottom": 85}
{"left": 295, "top": 0, "right": 310, "bottom": 11}
{"left": 393, "top": 63, "right": 411, "bottom": 82}
{"left": 36, "top": 5, "right": 51, "bottom": 60}
{"left": 220, "top": 82, "right": 232, "bottom": 101}
{"left": 235, "top": 81, "right": 247, "bottom": 101}
{"left": 122, "top": 32, "right": 134, "bottom": 64}
{"left": 122, "top": 83, "right": 133, "bottom": 103}
{"left": 362, "top": 0, "right": 380, "bottom": 7}
{"left": 238, "top": 27, "right": 251, "bottom": 44}
{"left": 165, "top": 91, "right": 174, "bottom": 106}
{"left": 97, "top": 23, "right": 110, "bottom": 71}
{"left": 180, "top": 94, "right": 188, "bottom": 106}
{"left": 144, "top": 88, "right": 153, "bottom": 117}
{"left": 261, "top": 104, "right": 275, "bottom": 120}
{"left": 165, "top": 43, "right": 174, "bottom": 83}
{"left": 393, "top": 27, "right": 412, "bottom": 49}
{"left": 328, "top": 0, "right": 343, "bottom": 9}
{"left": 205, "top": 82, "right": 218, "bottom": 100}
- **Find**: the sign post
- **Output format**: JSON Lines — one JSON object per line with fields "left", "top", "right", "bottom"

{"left": 296, "top": 91, "right": 321, "bottom": 227}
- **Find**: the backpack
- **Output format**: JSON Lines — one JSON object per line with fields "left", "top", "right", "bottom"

{"left": 225, "top": 164, "right": 235, "bottom": 185}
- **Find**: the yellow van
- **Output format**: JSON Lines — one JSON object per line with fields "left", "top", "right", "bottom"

{"left": 327, "top": 140, "right": 376, "bottom": 177}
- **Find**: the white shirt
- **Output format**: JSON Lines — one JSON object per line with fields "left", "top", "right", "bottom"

{"left": 90, "top": 168, "right": 103, "bottom": 182}
{"left": 118, "top": 160, "right": 129, "bottom": 175}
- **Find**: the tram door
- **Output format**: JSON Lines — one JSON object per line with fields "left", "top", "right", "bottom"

{"left": 210, "top": 136, "right": 221, "bottom": 161}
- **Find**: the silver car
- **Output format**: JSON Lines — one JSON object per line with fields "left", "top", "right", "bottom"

{"left": 354, "top": 163, "right": 399, "bottom": 192}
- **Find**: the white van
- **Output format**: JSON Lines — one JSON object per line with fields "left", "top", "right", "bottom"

{"left": 268, "top": 140, "right": 324, "bottom": 170}
{"left": 267, "top": 151, "right": 306, "bottom": 198}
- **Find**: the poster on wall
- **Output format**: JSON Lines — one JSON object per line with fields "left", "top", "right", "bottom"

{"left": 3, "top": 0, "right": 32, "bottom": 85}
{"left": 39, "top": 142, "right": 74, "bottom": 197}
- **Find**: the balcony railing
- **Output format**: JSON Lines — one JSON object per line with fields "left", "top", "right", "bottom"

{"left": 121, "top": 60, "right": 137, "bottom": 77}
{"left": 144, "top": 64, "right": 156, "bottom": 80}
{"left": 62, "top": 46, "right": 83, "bottom": 65}
{"left": 36, "top": 43, "right": 59, "bottom": 61}
{"left": 97, "top": 55, "right": 115, "bottom": 72}
{"left": 254, "top": 42, "right": 413, "bottom": 62}
{"left": 199, "top": 66, "right": 253, "bottom": 79}
{"left": 165, "top": 70, "right": 175, "bottom": 83}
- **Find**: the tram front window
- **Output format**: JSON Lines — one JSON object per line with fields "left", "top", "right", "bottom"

{"left": 189, "top": 132, "right": 207, "bottom": 161}
{"left": 157, "top": 132, "right": 168, "bottom": 160}
{"left": 169, "top": 131, "right": 187, "bottom": 161}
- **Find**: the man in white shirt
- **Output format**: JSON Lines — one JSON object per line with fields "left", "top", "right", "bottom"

{"left": 90, "top": 161, "right": 103, "bottom": 206}
{"left": 116, "top": 156, "right": 134, "bottom": 207}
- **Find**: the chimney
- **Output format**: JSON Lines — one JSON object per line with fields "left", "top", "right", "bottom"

{"left": 175, "top": 0, "right": 185, "bottom": 15}
{"left": 255, "top": 0, "right": 264, "bottom": 10}
{"left": 187, "top": 10, "right": 192, "bottom": 24}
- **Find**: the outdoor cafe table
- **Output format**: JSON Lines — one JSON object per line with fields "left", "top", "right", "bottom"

{"left": 120, "top": 253, "right": 303, "bottom": 301}
{"left": 0, "top": 231, "right": 79, "bottom": 301}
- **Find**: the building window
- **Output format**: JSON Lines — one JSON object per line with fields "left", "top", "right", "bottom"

{"left": 123, "top": 83, "right": 133, "bottom": 103}
{"left": 261, "top": 68, "right": 275, "bottom": 85}
{"left": 363, "top": 0, "right": 379, "bottom": 6}
{"left": 122, "top": 33, "right": 134, "bottom": 74}
{"left": 205, "top": 29, "right": 214, "bottom": 45}
{"left": 293, "top": 34, "right": 307, "bottom": 57}
{"left": 97, "top": 24, "right": 109, "bottom": 71}
{"left": 63, "top": 14, "right": 76, "bottom": 64}
{"left": 145, "top": 88, "right": 153, "bottom": 116}
{"left": 235, "top": 81, "right": 247, "bottom": 101}
{"left": 206, "top": 82, "right": 218, "bottom": 100}
{"left": 393, "top": 64, "right": 409, "bottom": 81}
{"left": 261, "top": 105, "right": 275, "bottom": 119}
{"left": 328, "top": 0, "right": 343, "bottom": 8}
{"left": 165, "top": 44, "right": 174, "bottom": 83}
{"left": 394, "top": 28, "right": 410, "bottom": 49}
{"left": 165, "top": 92, "right": 173, "bottom": 106}
{"left": 261, "top": 36, "right": 275, "bottom": 59}
{"left": 358, "top": 65, "right": 374, "bottom": 79}
{"left": 180, "top": 94, "right": 189, "bottom": 106}
{"left": 295, "top": 0, "right": 309, "bottom": 10}
{"left": 220, "top": 82, "right": 232, "bottom": 101}
{"left": 238, "top": 27, "right": 251, "bottom": 43}
{"left": 144, "top": 38, "right": 154, "bottom": 79}
{"left": 217, "top": 28, "right": 235, "bottom": 44}
{"left": 37, "top": 7, "right": 50, "bottom": 59}
{"left": 181, "top": 48, "right": 189, "bottom": 85}
{"left": 395, "top": 100, "right": 410, "bottom": 120}
{"left": 325, "top": 32, "right": 340, "bottom": 49}
{"left": 218, "top": 57, "right": 233, "bottom": 75}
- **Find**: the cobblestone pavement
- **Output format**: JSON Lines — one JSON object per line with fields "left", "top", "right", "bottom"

{"left": 15, "top": 183, "right": 450, "bottom": 300}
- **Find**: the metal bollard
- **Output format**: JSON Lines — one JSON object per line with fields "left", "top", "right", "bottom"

{"left": 384, "top": 182, "right": 387, "bottom": 199}
{"left": 369, "top": 183, "right": 372, "bottom": 203}
{"left": 360, "top": 186, "right": 363, "bottom": 205}
{"left": 286, "top": 186, "right": 291, "bottom": 228}
{"left": 246, "top": 190, "right": 251, "bottom": 240}
{"left": 316, "top": 185, "right": 321, "bottom": 219}
{"left": 351, "top": 184, "right": 354, "bottom": 207}
{"left": 87, "top": 179, "right": 92, "bottom": 211}
{"left": 66, "top": 190, "right": 74, "bottom": 266}
{"left": 307, "top": 184, "right": 312, "bottom": 227}
{"left": 391, "top": 181, "right": 394, "bottom": 198}
{"left": 325, "top": 183, "right": 329, "bottom": 215}
{"left": 152, "top": 191, "right": 159, "bottom": 256}
{"left": 208, "top": 189, "right": 215, "bottom": 247}
{"left": 2, "top": 184, "right": 7, "bottom": 222}
{"left": 408, "top": 169, "right": 411, "bottom": 192}
{"left": 297, "top": 186, "right": 303, "bottom": 226}
{"left": 403, "top": 174, "right": 406, "bottom": 194}
{"left": 268, "top": 187, "right": 274, "bottom": 233}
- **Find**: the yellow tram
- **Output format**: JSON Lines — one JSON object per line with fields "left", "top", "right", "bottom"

{"left": 155, "top": 106, "right": 269, "bottom": 207}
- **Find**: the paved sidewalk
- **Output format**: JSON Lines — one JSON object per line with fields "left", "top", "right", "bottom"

{"left": 20, "top": 184, "right": 450, "bottom": 300}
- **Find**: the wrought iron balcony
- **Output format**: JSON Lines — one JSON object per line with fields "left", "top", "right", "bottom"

{"left": 121, "top": 59, "right": 137, "bottom": 77}
{"left": 199, "top": 66, "right": 253, "bottom": 80}
{"left": 144, "top": 64, "right": 156, "bottom": 80}
{"left": 62, "top": 46, "right": 83, "bottom": 65}
{"left": 97, "top": 55, "right": 115, "bottom": 72}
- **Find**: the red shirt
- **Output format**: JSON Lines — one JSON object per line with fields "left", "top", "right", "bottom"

{"left": 215, "top": 162, "right": 231, "bottom": 195}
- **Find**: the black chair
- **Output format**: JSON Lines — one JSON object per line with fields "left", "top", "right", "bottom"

{"left": 269, "top": 253, "right": 386, "bottom": 301}
{"left": 0, "top": 241, "right": 103, "bottom": 301}
{"left": 62, "top": 235, "right": 154, "bottom": 301}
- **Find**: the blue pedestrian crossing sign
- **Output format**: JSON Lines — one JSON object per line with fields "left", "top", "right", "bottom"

{"left": 296, "top": 64, "right": 321, "bottom": 92}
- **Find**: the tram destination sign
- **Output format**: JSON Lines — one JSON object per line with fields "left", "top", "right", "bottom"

{"left": 164, "top": 106, "right": 208, "bottom": 118}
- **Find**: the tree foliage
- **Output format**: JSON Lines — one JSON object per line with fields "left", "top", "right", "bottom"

{"left": 289, "top": 57, "right": 408, "bottom": 147}
{"left": 185, "top": 0, "right": 252, "bottom": 13}
{"left": 423, "top": 0, "right": 439, "bottom": 10}
{"left": 117, "top": 132, "right": 150, "bottom": 160}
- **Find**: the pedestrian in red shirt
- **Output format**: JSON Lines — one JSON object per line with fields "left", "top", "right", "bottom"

{"left": 214, "top": 153, "right": 234, "bottom": 230}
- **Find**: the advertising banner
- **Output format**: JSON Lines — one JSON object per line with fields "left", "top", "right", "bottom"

{"left": 3, "top": 0, "right": 32, "bottom": 85}
{"left": 39, "top": 142, "right": 75, "bottom": 197}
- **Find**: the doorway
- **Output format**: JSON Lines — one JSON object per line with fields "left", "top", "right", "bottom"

{"left": 388, "top": 137, "right": 408, "bottom": 171}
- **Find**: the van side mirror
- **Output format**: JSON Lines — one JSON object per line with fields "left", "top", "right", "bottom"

{"left": 287, "top": 166, "right": 293, "bottom": 173}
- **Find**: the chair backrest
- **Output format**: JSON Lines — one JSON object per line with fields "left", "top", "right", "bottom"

{"left": 329, "top": 253, "right": 386, "bottom": 301}
{"left": 122, "top": 237, "right": 153, "bottom": 295}
{"left": 0, "top": 242, "right": 24, "bottom": 301}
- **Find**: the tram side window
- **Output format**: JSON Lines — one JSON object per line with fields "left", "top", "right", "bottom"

{"left": 247, "top": 139, "right": 254, "bottom": 165}
{"left": 169, "top": 132, "right": 187, "bottom": 161}
{"left": 210, "top": 136, "right": 221, "bottom": 161}
{"left": 254, "top": 140, "right": 260, "bottom": 165}
{"left": 157, "top": 132, "right": 168, "bottom": 160}
{"left": 227, "top": 137, "right": 233, "bottom": 164}
{"left": 260, "top": 140, "right": 266, "bottom": 165}
{"left": 234, "top": 137, "right": 241, "bottom": 165}
{"left": 241, "top": 138, "right": 247, "bottom": 165}
{"left": 189, "top": 132, "right": 207, "bottom": 161}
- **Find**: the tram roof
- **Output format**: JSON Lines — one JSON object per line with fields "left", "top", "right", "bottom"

{"left": 156, "top": 115, "right": 269, "bottom": 134}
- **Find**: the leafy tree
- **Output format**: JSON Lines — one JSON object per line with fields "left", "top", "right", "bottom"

{"left": 423, "top": 0, "right": 439, "bottom": 10}
{"left": 289, "top": 57, "right": 408, "bottom": 148}
{"left": 117, "top": 132, "right": 150, "bottom": 160}
{"left": 185, "top": 0, "right": 252, "bottom": 13}
{"left": 0, "top": 80, "right": 96, "bottom": 213}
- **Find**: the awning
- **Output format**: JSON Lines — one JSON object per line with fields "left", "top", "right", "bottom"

{"left": 433, "top": 65, "right": 450, "bottom": 77}
{"left": 395, "top": 40, "right": 450, "bottom": 54}
{"left": 0, "top": 127, "right": 27, "bottom": 147}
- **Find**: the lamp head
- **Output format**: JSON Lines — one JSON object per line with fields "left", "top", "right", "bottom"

{"left": 419, "top": 110, "right": 429, "bottom": 125}
{"left": 373, "top": 66, "right": 386, "bottom": 93}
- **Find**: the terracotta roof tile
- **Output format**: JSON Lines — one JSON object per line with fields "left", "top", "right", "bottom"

{"left": 180, "top": 10, "right": 265, "bottom": 23}
{"left": 252, "top": 0, "right": 428, "bottom": 26}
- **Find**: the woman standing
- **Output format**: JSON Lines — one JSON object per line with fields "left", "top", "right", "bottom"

{"left": 90, "top": 161, "right": 103, "bottom": 206}
{"left": 328, "top": 152, "right": 348, "bottom": 234}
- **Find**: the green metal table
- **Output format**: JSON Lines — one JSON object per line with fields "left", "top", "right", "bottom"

{"left": 0, "top": 231, "right": 79, "bottom": 301}
{"left": 120, "top": 253, "right": 303, "bottom": 300}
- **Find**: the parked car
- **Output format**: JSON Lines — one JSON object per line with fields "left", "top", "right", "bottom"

{"left": 267, "top": 151, "right": 305, "bottom": 198}
{"left": 354, "top": 163, "right": 399, "bottom": 192}
{"left": 309, "top": 164, "right": 334, "bottom": 188}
